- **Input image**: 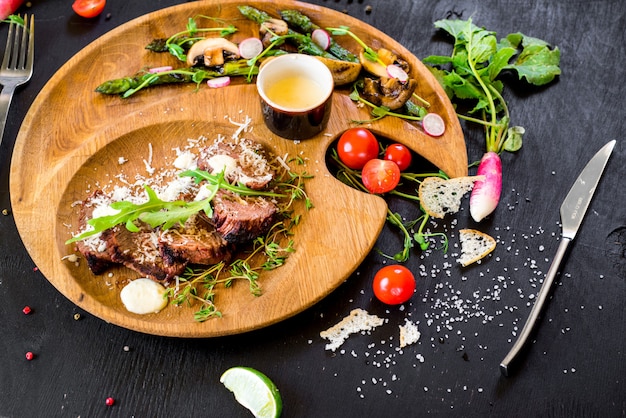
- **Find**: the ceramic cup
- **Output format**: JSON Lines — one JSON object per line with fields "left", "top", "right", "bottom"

{"left": 257, "top": 54, "right": 334, "bottom": 140}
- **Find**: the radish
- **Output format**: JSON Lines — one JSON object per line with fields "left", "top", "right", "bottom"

{"left": 311, "top": 29, "right": 331, "bottom": 50}
{"left": 148, "top": 66, "right": 173, "bottom": 74}
{"left": 238, "top": 37, "right": 263, "bottom": 59}
{"left": 207, "top": 76, "right": 231, "bottom": 88}
{"left": 0, "top": 0, "right": 24, "bottom": 20}
{"left": 469, "top": 151, "right": 502, "bottom": 222}
{"left": 422, "top": 112, "right": 445, "bottom": 137}
{"left": 386, "top": 64, "right": 408, "bottom": 83}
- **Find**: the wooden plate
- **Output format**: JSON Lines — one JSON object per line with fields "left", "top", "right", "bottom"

{"left": 10, "top": 0, "right": 466, "bottom": 337}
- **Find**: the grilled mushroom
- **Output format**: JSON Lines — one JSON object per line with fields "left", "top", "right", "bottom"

{"left": 260, "top": 18, "right": 289, "bottom": 47}
{"left": 186, "top": 38, "right": 241, "bottom": 67}
{"left": 361, "top": 76, "right": 417, "bottom": 110}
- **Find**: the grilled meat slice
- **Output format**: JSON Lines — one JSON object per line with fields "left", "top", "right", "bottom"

{"left": 212, "top": 190, "right": 278, "bottom": 245}
{"left": 74, "top": 190, "right": 115, "bottom": 275}
{"left": 159, "top": 212, "right": 233, "bottom": 265}
{"left": 104, "top": 223, "right": 187, "bottom": 282}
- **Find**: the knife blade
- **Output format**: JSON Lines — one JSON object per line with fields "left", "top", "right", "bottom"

{"left": 500, "top": 140, "right": 616, "bottom": 377}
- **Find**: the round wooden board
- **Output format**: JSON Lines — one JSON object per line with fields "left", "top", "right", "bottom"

{"left": 10, "top": 0, "right": 467, "bottom": 337}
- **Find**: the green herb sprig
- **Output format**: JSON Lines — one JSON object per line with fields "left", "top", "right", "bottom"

{"left": 330, "top": 150, "right": 449, "bottom": 262}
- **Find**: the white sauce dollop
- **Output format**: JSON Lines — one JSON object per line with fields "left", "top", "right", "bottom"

{"left": 120, "top": 278, "right": 168, "bottom": 314}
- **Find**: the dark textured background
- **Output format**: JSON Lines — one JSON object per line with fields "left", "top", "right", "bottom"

{"left": 1, "top": 0, "right": 624, "bottom": 416}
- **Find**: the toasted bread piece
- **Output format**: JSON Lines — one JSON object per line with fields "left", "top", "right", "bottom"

{"left": 457, "top": 228, "right": 496, "bottom": 267}
{"left": 320, "top": 308, "right": 385, "bottom": 352}
{"left": 399, "top": 318, "right": 421, "bottom": 348}
{"left": 418, "top": 176, "right": 483, "bottom": 219}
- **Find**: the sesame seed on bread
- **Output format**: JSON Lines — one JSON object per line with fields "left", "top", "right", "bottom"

{"left": 457, "top": 228, "right": 496, "bottom": 267}
{"left": 418, "top": 176, "right": 483, "bottom": 219}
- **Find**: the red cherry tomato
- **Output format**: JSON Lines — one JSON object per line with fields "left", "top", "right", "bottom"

{"left": 337, "top": 128, "right": 379, "bottom": 169}
{"left": 72, "top": 0, "right": 106, "bottom": 18}
{"left": 372, "top": 265, "right": 416, "bottom": 305}
{"left": 361, "top": 159, "right": 401, "bottom": 194}
{"left": 384, "top": 143, "right": 412, "bottom": 171}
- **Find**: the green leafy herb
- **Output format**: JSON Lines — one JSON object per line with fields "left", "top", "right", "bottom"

{"left": 423, "top": 18, "right": 561, "bottom": 154}
{"left": 65, "top": 184, "right": 216, "bottom": 244}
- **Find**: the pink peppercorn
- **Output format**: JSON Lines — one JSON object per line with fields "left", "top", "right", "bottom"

{"left": 105, "top": 397, "right": 115, "bottom": 406}
{"left": 22, "top": 306, "right": 32, "bottom": 315}
{"left": 25, "top": 352, "right": 34, "bottom": 360}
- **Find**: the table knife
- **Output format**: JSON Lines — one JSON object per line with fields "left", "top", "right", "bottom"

{"left": 500, "top": 139, "right": 616, "bottom": 377}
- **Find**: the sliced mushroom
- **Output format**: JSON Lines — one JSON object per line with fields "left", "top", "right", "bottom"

{"left": 186, "top": 38, "right": 241, "bottom": 67}
{"left": 361, "top": 76, "right": 417, "bottom": 110}
{"left": 315, "top": 56, "right": 362, "bottom": 86}
{"left": 260, "top": 18, "right": 289, "bottom": 48}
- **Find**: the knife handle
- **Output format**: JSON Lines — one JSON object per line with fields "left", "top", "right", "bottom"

{"left": 500, "top": 236, "right": 572, "bottom": 376}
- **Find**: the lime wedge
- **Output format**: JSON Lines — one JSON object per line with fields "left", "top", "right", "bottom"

{"left": 220, "top": 366, "right": 282, "bottom": 418}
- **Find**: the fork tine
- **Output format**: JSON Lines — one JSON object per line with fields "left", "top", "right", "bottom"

{"left": 26, "top": 15, "right": 34, "bottom": 74}
{"left": 1, "top": 18, "right": 16, "bottom": 69}
{"left": 17, "top": 15, "right": 29, "bottom": 69}
{"left": 9, "top": 16, "right": 22, "bottom": 69}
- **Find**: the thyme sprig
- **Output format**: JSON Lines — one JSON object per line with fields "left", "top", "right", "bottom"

{"left": 168, "top": 220, "right": 297, "bottom": 322}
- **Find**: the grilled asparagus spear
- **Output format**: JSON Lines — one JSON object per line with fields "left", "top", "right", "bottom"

{"left": 237, "top": 5, "right": 336, "bottom": 59}
{"left": 95, "top": 60, "right": 258, "bottom": 96}
{"left": 280, "top": 9, "right": 358, "bottom": 63}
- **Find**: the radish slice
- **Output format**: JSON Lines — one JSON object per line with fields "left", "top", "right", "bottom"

{"left": 238, "top": 37, "right": 263, "bottom": 59}
{"left": 207, "top": 76, "right": 231, "bottom": 88}
{"left": 386, "top": 64, "right": 409, "bottom": 83}
{"left": 422, "top": 113, "right": 445, "bottom": 137}
{"left": 148, "top": 66, "right": 173, "bottom": 74}
{"left": 312, "top": 28, "right": 331, "bottom": 50}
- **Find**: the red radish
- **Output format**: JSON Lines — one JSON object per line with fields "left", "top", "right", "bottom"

{"left": 422, "top": 112, "right": 445, "bottom": 137}
{"left": 238, "top": 37, "right": 263, "bottom": 59}
{"left": 0, "top": 0, "right": 24, "bottom": 20}
{"left": 148, "top": 66, "right": 173, "bottom": 74}
{"left": 207, "top": 76, "right": 231, "bottom": 88}
{"left": 311, "top": 29, "right": 331, "bottom": 50}
{"left": 386, "top": 64, "right": 408, "bottom": 83}
{"left": 469, "top": 151, "right": 502, "bottom": 222}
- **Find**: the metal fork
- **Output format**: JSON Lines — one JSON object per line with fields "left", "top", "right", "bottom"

{"left": 0, "top": 14, "right": 34, "bottom": 148}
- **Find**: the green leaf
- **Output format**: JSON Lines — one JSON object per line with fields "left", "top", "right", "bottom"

{"left": 506, "top": 44, "right": 561, "bottom": 85}
{"left": 487, "top": 46, "right": 517, "bottom": 81}
{"left": 442, "top": 71, "right": 485, "bottom": 101}
{"left": 469, "top": 30, "right": 497, "bottom": 64}
{"left": 503, "top": 126, "right": 525, "bottom": 152}
{"left": 433, "top": 18, "right": 480, "bottom": 42}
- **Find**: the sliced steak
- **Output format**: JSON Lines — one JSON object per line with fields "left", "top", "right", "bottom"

{"left": 212, "top": 190, "right": 278, "bottom": 245}
{"left": 159, "top": 212, "right": 233, "bottom": 265}
{"left": 74, "top": 190, "right": 115, "bottom": 275}
{"left": 104, "top": 223, "right": 187, "bottom": 282}
{"left": 197, "top": 137, "right": 275, "bottom": 190}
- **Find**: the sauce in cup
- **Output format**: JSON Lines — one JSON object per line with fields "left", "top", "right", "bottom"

{"left": 257, "top": 54, "right": 334, "bottom": 140}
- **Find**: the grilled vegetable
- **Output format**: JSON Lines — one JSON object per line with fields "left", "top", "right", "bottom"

{"left": 280, "top": 9, "right": 359, "bottom": 63}
{"left": 95, "top": 60, "right": 258, "bottom": 96}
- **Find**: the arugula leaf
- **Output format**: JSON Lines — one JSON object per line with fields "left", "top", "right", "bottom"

{"left": 66, "top": 185, "right": 214, "bottom": 244}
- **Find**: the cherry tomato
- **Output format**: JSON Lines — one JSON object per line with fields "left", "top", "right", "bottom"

{"left": 361, "top": 159, "right": 400, "bottom": 194}
{"left": 72, "top": 0, "right": 106, "bottom": 18}
{"left": 372, "top": 265, "right": 416, "bottom": 305}
{"left": 384, "top": 143, "right": 412, "bottom": 171}
{"left": 337, "top": 127, "right": 379, "bottom": 169}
